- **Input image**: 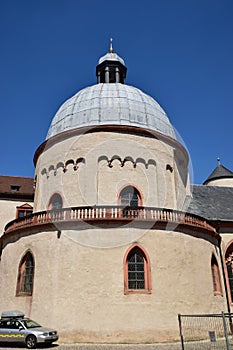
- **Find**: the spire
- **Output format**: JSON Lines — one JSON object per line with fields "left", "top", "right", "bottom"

{"left": 110, "top": 38, "right": 113, "bottom": 53}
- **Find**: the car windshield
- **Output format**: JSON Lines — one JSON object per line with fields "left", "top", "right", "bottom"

{"left": 21, "top": 319, "right": 41, "bottom": 329}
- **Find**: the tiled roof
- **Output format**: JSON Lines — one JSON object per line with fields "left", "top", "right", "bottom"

{"left": 188, "top": 185, "right": 233, "bottom": 221}
{"left": 0, "top": 175, "right": 34, "bottom": 200}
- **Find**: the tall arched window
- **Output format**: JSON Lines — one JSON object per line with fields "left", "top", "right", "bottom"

{"left": 16, "top": 251, "right": 34, "bottom": 296}
{"left": 225, "top": 242, "right": 233, "bottom": 302}
{"left": 120, "top": 186, "right": 141, "bottom": 207}
{"left": 211, "top": 254, "right": 222, "bottom": 295}
{"left": 48, "top": 193, "right": 63, "bottom": 210}
{"left": 124, "top": 244, "right": 151, "bottom": 294}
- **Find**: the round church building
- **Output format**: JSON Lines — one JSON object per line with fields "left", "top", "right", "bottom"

{"left": 0, "top": 45, "right": 227, "bottom": 344}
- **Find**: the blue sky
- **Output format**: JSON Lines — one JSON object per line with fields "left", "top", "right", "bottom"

{"left": 0, "top": 0, "right": 232, "bottom": 184}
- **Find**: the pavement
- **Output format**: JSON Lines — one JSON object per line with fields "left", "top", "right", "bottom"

{"left": 57, "top": 343, "right": 182, "bottom": 350}
{"left": 0, "top": 342, "right": 182, "bottom": 350}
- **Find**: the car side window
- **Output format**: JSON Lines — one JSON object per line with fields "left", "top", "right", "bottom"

{"left": 0, "top": 320, "right": 7, "bottom": 328}
{"left": 10, "top": 320, "right": 20, "bottom": 329}
{"left": 0, "top": 320, "right": 11, "bottom": 328}
{"left": 0, "top": 319, "right": 21, "bottom": 329}
{"left": 6, "top": 321, "right": 14, "bottom": 329}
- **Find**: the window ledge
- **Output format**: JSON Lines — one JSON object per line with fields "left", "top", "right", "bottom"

{"left": 16, "top": 293, "right": 33, "bottom": 297}
{"left": 213, "top": 291, "right": 223, "bottom": 296}
{"left": 124, "top": 289, "right": 152, "bottom": 295}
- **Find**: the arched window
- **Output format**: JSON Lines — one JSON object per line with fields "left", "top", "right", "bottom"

{"left": 16, "top": 251, "right": 34, "bottom": 296}
{"left": 48, "top": 193, "right": 63, "bottom": 210}
{"left": 225, "top": 242, "right": 233, "bottom": 302}
{"left": 120, "top": 186, "right": 141, "bottom": 207}
{"left": 211, "top": 254, "right": 222, "bottom": 295}
{"left": 124, "top": 244, "right": 151, "bottom": 294}
{"left": 119, "top": 186, "right": 142, "bottom": 218}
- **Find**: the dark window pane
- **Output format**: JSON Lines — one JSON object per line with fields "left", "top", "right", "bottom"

{"left": 128, "top": 264, "right": 135, "bottom": 272}
{"left": 50, "top": 194, "right": 62, "bottom": 209}
{"left": 128, "top": 272, "right": 136, "bottom": 280}
{"left": 120, "top": 187, "right": 139, "bottom": 207}
{"left": 137, "top": 281, "right": 145, "bottom": 289}
{"left": 137, "top": 263, "right": 144, "bottom": 271}
{"left": 227, "top": 263, "right": 233, "bottom": 301}
{"left": 18, "top": 211, "right": 25, "bottom": 218}
{"left": 129, "top": 281, "right": 136, "bottom": 289}
{"left": 11, "top": 185, "right": 20, "bottom": 191}
{"left": 19, "top": 253, "right": 34, "bottom": 295}
{"left": 137, "top": 272, "right": 144, "bottom": 279}
{"left": 128, "top": 251, "right": 145, "bottom": 290}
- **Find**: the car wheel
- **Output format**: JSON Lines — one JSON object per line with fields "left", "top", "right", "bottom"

{"left": 25, "top": 334, "right": 37, "bottom": 349}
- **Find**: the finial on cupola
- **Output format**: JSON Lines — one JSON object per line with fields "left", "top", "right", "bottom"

{"left": 110, "top": 38, "right": 114, "bottom": 53}
{"left": 217, "top": 157, "right": 221, "bottom": 165}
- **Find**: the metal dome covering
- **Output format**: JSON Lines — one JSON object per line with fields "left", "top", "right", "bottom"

{"left": 46, "top": 83, "right": 177, "bottom": 140}
{"left": 98, "top": 52, "right": 125, "bottom": 66}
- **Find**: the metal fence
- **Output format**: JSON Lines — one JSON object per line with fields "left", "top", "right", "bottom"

{"left": 178, "top": 313, "right": 233, "bottom": 350}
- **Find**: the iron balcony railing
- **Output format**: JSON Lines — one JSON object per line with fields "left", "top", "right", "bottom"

{"left": 3, "top": 206, "right": 216, "bottom": 236}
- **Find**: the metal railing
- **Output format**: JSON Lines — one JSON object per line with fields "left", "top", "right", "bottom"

{"left": 4, "top": 206, "right": 216, "bottom": 235}
{"left": 178, "top": 313, "right": 233, "bottom": 350}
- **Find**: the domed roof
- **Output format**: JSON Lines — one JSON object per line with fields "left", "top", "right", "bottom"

{"left": 98, "top": 52, "right": 125, "bottom": 66}
{"left": 46, "top": 83, "right": 177, "bottom": 140}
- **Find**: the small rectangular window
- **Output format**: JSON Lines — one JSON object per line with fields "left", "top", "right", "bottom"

{"left": 16, "top": 204, "right": 33, "bottom": 219}
{"left": 11, "top": 185, "right": 20, "bottom": 191}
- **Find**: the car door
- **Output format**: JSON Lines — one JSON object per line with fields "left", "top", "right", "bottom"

{"left": 8, "top": 320, "right": 25, "bottom": 343}
{"left": 0, "top": 319, "right": 11, "bottom": 342}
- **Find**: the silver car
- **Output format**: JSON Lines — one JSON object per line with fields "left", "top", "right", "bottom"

{"left": 0, "top": 311, "right": 59, "bottom": 348}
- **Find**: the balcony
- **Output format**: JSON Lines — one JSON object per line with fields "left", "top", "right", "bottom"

{"left": 2, "top": 206, "right": 217, "bottom": 239}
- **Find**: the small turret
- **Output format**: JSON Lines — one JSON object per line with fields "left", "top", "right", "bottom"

{"left": 203, "top": 158, "right": 233, "bottom": 187}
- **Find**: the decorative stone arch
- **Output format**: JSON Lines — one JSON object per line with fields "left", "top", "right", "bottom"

{"left": 48, "top": 165, "right": 55, "bottom": 173}
{"left": 135, "top": 157, "right": 146, "bottom": 168}
{"left": 146, "top": 159, "right": 156, "bottom": 168}
{"left": 110, "top": 155, "right": 122, "bottom": 167}
{"left": 74, "top": 157, "right": 85, "bottom": 170}
{"left": 16, "top": 250, "right": 35, "bottom": 296}
{"left": 166, "top": 164, "right": 173, "bottom": 173}
{"left": 76, "top": 157, "right": 85, "bottom": 165}
{"left": 56, "top": 161, "right": 65, "bottom": 174}
{"left": 122, "top": 156, "right": 135, "bottom": 167}
{"left": 123, "top": 243, "right": 152, "bottom": 294}
{"left": 41, "top": 168, "right": 48, "bottom": 177}
{"left": 64, "top": 159, "right": 75, "bottom": 172}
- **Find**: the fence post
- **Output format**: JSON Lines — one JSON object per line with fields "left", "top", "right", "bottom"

{"left": 222, "top": 312, "right": 230, "bottom": 350}
{"left": 178, "top": 314, "right": 185, "bottom": 350}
